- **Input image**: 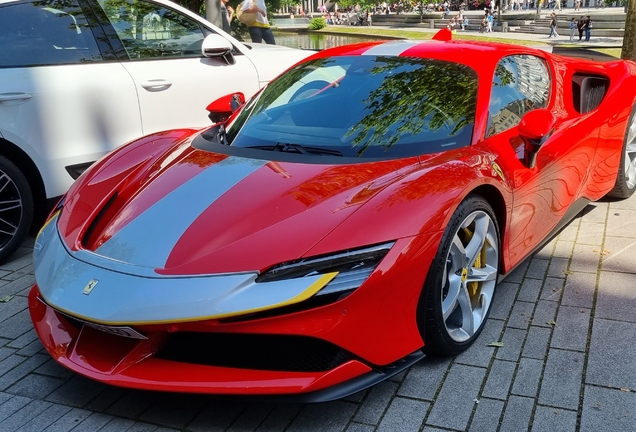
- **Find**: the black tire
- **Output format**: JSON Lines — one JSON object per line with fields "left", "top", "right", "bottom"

{"left": 0, "top": 155, "right": 34, "bottom": 263}
{"left": 417, "top": 195, "right": 500, "bottom": 356}
{"left": 607, "top": 104, "right": 636, "bottom": 199}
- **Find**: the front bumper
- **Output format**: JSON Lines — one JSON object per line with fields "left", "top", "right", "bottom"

{"left": 28, "top": 286, "right": 423, "bottom": 401}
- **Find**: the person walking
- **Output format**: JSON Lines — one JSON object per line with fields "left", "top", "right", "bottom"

{"left": 240, "top": 0, "right": 276, "bottom": 44}
{"left": 487, "top": 12, "right": 493, "bottom": 32}
{"left": 584, "top": 15, "right": 592, "bottom": 41}
{"left": 549, "top": 12, "right": 559, "bottom": 38}
{"left": 569, "top": 17, "right": 576, "bottom": 41}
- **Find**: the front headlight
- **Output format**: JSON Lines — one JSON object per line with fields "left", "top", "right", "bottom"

{"left": 257, "top": 242, "right": 394, "bottom": 296}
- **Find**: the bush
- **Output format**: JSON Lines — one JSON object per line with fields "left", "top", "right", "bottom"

{"left": 309, "top": 17, "right": 327, "bottom": 30}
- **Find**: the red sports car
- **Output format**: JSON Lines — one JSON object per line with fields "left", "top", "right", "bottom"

{"left": 29, "top": 34, "right": 636, "bottom": 401}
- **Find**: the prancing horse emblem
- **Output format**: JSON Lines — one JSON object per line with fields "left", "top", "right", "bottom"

{"left": 83, "top": 279, "right": 99, "bottom": 295}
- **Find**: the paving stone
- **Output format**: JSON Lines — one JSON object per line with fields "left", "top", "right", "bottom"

{"left": 455, "top": 319, "right": 503, "bottom": 368}
{"left": 399, "top": 356, "right": 451, "bottom": 400}
{"left": 546, "top": 258, "right": 569, "bottom": 279}
{"left": 538, "top": 349, "right": 585, "bottom": 410}
{"left": 511, "top": 357, "right": 543, "bottom": 398}
{"left": 586, "top": 318, "right": 636, "bottom": 390}
{"left": 0, "top": 347, "right": 19, "bottom": 366}
{"left": 525, "top": 258, "right": 549, "bottom": 280}
{"left": 580, "top": 385, "right": 636, "bottom": 432}
{"left": 0, "top": 309, "right": 33, "bottom": 340}
{"left": 0, "top": 295, "right": 28, "bottom": 325}
{"left": 517, "top": 278, "right": 542, "bottom": 303}
{"left": 227, "top": 403, "right": 275, "bottom": 431}
{"left": 579, "top": 202, "right": 608, "bottom": 223}
{"left": 287, "top": 401, "right": 356, "bottom": 432}
{"left": 550, "top": 306, "right": 591, "bottom": 352}
{"left": 560, "top": 272, "right": 597, "bottom": 309}
{"left": 558, "top": 224, "right": 579, "bottom": 243}
{"left": 0, "top": 353, "right": 49, "bottom": 391}
{"left": 342, "top": 390, "right": 366, "bottom": 403}
{"left": 121, "top": 422, "right": 158, "bottom": 431}
{"left": 604, "top": 209, "right": 636, "bottom": 238}
{"left": 540, "top": 276, "right": 564, "bottom": 302}
{"left": 506, "top": 301, "right": 534, "bottom": 330}
{"left": 35, "top": 359, "right": 75, "bottom": 380}
{"left": 601, "top": 236, "right": 636, "bottom": 274}
{"left": 1, "top": 399, "right": 52, "bottom": 431}
{"left": 481, "top": 360, "right": 516, "bottom": 401}
{"left": 610, "top": 198, "right": 636, "bottom": 211}
{"left": 96, "top": 416, "right": 136, "bottom": 432}
{"left": 0, "top": 394, "right": 31, "bottom": 423}
{"left": 105, "top": 390, "right": 163, "bottom": 420}
{"left": 255, "top": 404, "right": 301, "bottom": 432}
{"left": 45, "top": 374, "right": 107, "bottom": 408}
{"left": 531, "top": 300, "right": 558, "bottom": 329}
{"left": 68, "top": 412, "right": 114, "bottom": 432}
{"left": 569, "top": 243, "right": 601, "bottom": 273}
{"left": 1, "top": 266, "right": 34, "bottom": 283}
{"left": 522, "top": 326, "right": 551, "bottom": 360}
{"left": 42, "top": 407, "right": 91, "bottom": 431}
{"left": 533, "top": 238, "right": 556, "bottom": 260}
{"left": 5, "top": 372, "right": 65, "bottom": 399}
{"left": 552, "top": 240, "right": 574, "bottom": 259}
{"left": 426, "top": 364, "right": 485, "bottom": 430}
{"left": 14, "top": 402, "right": 71, "bottom": 432}
{"left": 0, "top": 254, "right": 33, "bottom": 273}
{"left": 503, "top": 260, "right": 528, "bottom": 284}
{"left": 489, "top": 282, "right": 519, "bottom": 320}
{"left": 0, "top": 274, "right": 35, "bottom": 299}
{"left": 345, "top": 422, "right": 375, "bottom": 432}
{"left": 531, "top": 406, "right": 577, "bottom": 432}
{"left": 353, "top": 380, "right": 396, "bottom": 424}
{"left": 468, "top": 397, "right": 504, "bottom": 432}
{"left": 377, "top": 397, "right": 428, "bottom": 432}
{"left": 138, "top": 394, "right": 206, "bottom": 429}
{"left": 495, "top": 327, "right": 526, "bottom": 362}
{"left": 388, "top": 371, "right": 405, "bottom": 383}
{"left": 596, "top": 271, "right": 636, "bottom": 322}
{"left": 499, "top": 395, "right": 534, "bottom": 432}
{"left": 575, "top": 221, "right": 605, "bottom": 246}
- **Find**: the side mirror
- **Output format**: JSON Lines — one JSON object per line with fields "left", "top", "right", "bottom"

{"left": 518, "top": 108, "right": 556, "bottom": 169}
{"left": 201, "top": 34, "right": 235, "bottom": 65}
{"left": 206, "top": 93, "right": 245, "bottom": 124}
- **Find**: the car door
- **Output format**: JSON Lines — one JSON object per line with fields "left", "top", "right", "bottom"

{"left": 0, "top": 0, "right": 141, "bottom": 198}
{"left": 484, "top": 54, "right": 598, "bottom": 264}
{"left": 91, "top": 0, "right": 261, "bottom": 135}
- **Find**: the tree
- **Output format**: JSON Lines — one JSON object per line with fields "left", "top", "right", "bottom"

{"left": 622, "top": 0, "right": 636, "bottom": 61}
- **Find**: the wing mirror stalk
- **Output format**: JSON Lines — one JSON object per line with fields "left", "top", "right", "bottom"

{"left": 518, "top": 109, "right": 556, "bottom": 169}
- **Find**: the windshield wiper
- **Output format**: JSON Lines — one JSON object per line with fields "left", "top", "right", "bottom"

{"left": 249, "top": 143, "right": 342, "bottom": 157}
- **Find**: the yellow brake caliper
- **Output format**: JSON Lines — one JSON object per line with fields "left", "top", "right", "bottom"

{"left": 463, "top": 227, "right": 486, "bottom": 298}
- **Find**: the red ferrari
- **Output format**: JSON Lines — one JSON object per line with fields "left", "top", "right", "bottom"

{"left": 29, "top": 34, "right": 636, "bottom": 401}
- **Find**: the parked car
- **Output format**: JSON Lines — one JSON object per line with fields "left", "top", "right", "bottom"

{"left": 29, "top": 33, "right": 636, "bottom": 401}
{"left": 0, "top": 0, "right": 312, "bottom": 262}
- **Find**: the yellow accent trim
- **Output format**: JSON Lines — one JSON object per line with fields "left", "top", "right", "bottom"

{"left": 44, "top": 272, "right": 339, "bottom": 326}
{"left": 491, "top": 162, "right": 505, "bottom": 182}
{"left": 37, "top": 210, "right": 60, "bottom": 239}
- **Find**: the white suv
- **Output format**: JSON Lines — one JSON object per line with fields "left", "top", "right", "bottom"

{"left": 0, "top": 0, "right": 313, "bottom": 262}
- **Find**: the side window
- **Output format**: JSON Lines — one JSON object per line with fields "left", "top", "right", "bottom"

{"left": 487, "top": 55, "right": 550, "bottom": 137}
{"left": 0, "top": 0, "right": 102, "bottom": 67}
{"left": 96, "top": 0, "right": 206, "bottom": 60}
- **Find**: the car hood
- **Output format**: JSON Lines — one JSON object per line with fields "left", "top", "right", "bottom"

{"left": 243, "top": 43, "right": 316, "bottom": 85}
{"left": 63, "top": 144, "right": 420, "bottom": 276}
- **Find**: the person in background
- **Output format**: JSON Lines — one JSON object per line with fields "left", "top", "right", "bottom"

{"left": 577, "top": 15, "right": 585, "bottom": 41}
{"left": 584, "top": 15, "right": 592, "bottom": 41}
{"left": 220, "top": 0, "right": 234, "bottom": 34}
{"left": 241, "top": 0, "right": 276, "bottom": 44}
{"left": 548, "top": 12, "right": 559, "bottom": 38}
{"left": 569, "top": 17, "right": 576, "bottom": 41}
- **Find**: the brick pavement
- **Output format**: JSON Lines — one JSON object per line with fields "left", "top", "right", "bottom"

{"left": 1, "top": 200, "right": 635, "bottom": 431}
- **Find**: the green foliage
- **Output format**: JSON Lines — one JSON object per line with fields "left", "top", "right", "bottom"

{"left": 309, "top": 17, "right": 327, "bottom": 30}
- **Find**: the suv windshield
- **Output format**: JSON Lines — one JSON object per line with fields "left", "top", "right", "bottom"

{"left": 222, "top": 55, "right": 478, "bottom": 159}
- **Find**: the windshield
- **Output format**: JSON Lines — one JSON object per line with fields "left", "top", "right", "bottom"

{"left": 223, "top": 55, "right": 478, "bottom": 159}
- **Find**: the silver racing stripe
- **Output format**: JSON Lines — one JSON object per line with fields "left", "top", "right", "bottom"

{"left": 95, "top": 156, "right": 267, "bottom": 268}
{"left": 361, "top": 40, "right": 423, "bottom": 57}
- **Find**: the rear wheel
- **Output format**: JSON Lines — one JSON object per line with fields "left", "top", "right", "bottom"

{"left": 608, "top": 105, "right": 636, "bottom": 199}
{"left": 0, "top": 156, "right": 34, "bottom": 263}
{"left": 418, "top": 195, "right": 500, "bottom": 356}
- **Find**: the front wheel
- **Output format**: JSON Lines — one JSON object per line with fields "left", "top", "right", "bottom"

{"left": 607, "top": 104, "right": 636, "bottom": 199}
{"left": 418, "top": 195, "right": 500, "bottom": 356}
{"left": 0, "top": 155, "right": 34, "bottom": 263}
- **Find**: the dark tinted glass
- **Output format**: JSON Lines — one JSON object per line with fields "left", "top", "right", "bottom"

{"left": 0, "top": 0, "right": 102, "bottom": 67}
{"left": 225, "top": 56, "right": 478, "bottom": 159}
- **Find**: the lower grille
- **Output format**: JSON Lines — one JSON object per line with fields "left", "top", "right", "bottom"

{"left": 155, "top": 333, "right": 358, "bottom": 372}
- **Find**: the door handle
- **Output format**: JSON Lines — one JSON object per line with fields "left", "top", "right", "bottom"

{"left": 140, "top": 80, "right": 172, "bottom": 92}
{"left": 0, "top": 92, "right": 33, "bottom": 103}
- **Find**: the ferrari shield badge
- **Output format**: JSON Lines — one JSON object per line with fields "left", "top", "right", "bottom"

{"left": 83, "top": 279, "right": 99, "bottom": 295}
{"left": 491, "top": 162, "right": 505, "bottom": 182}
